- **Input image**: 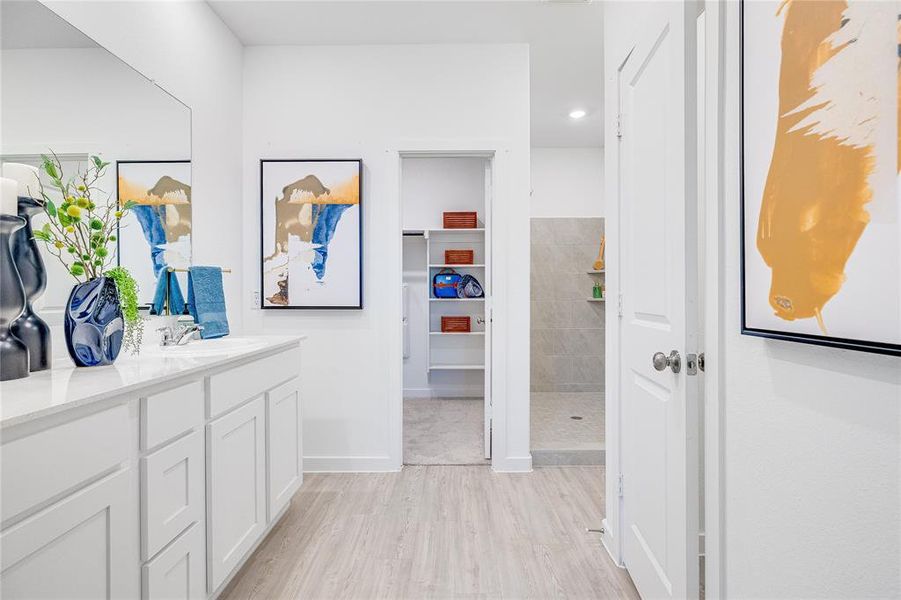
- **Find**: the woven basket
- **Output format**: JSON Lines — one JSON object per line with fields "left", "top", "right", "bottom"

{"left": 443, "top": 211, "right": 478, "bottom": 229}
{"left": 441, "top": 316, "right": 471, "bottom": 333}
{"left": 445, "top": 249, "right": 474, "bottom": 265}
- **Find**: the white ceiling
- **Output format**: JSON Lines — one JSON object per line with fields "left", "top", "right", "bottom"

{"left": 207, "top": 0, "right": 604, "bottom": 147}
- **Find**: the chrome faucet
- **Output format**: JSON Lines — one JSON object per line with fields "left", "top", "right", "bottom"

{"left": 158, "top": 323, "right": 204, "bottom": 347}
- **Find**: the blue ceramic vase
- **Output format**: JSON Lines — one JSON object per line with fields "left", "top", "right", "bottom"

{"left": 64, "top": 277, "right": 124, "bottom": 367}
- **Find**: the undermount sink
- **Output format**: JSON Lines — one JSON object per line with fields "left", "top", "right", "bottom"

{"left": 146, "top": 337, "right": 268, "bottom": 358}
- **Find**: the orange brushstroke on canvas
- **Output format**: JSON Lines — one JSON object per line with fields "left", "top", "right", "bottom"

{"left": 758, "top": 0, "right": 874, "bottom": 334}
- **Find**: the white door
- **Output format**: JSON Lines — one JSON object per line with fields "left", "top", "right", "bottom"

{"left": 617, "top": 2, "right": 700, "bottom": 598}
{"left": 483, "top": 157, "right": 493, "bottom": 459}
{"left": 207, "top": 397, "right": 266, "bottom": 592}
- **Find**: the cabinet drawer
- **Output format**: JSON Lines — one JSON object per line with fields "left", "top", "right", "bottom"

{"left": 267, "top": 377, "right": 302, "bottom": 521}
{"left": 208, "top": 348, "right": 298, "bottom": 418}
{"left": 1, "top": 405, "right": 129, "bottom": 524}
{"left": 142, "top": 430, "right": 204, "bottom": 560}
{"left": 142, "top": 522, "right": 205, "bottom": 600}
{"left": 141, "top": 380, "right": 203, "bottom": 451}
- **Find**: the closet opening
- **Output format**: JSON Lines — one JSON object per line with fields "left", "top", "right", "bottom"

{"left": 400, "top": 154, "right": 493, "bottom": 466}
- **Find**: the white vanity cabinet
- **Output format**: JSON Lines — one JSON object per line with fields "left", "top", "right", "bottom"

{"left": 0, "top": 336, "right": 303, "bottom": 600}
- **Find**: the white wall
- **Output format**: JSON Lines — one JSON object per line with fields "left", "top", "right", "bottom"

{"left": 40, "top": 0, "right": 245, "bottom": 333}
{"left": 402, "top": 157, "right": 486, "bottom": 230}
{"left": 721, "top": 5, "right": 901, "bottom": 598}
{"left": 530, "top": 147, "right": 604, "bottom": 217}
{"left": 242, "top": 44, "right": 531, "bottom": 472}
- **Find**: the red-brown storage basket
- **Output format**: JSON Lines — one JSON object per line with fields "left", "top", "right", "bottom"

{"left": 441, "top": 316, "right": 471, "bottom": 333}
{"left": 445, "top": 249, "right": 474, "bottom": 265}
{"left": 443, "top": 211, "right": 478, "bottom": 229}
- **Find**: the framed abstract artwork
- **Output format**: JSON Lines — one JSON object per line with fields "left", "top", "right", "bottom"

{"left": 260, "top": 159, "right": 362, "bottom": 309}
{"left": 741, "top": 1, "right": 900, "bottom": 355}
{"left": 116, "top": 160, "right": 192, "bottom": 306}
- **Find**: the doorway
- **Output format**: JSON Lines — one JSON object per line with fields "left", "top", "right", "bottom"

{"left": 400, "top": 154, "right": 493, "bottom": 466}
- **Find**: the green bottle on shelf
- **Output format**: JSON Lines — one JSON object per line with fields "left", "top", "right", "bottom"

{"left": 593, "top": 281, "right": 602, "bottom": 299}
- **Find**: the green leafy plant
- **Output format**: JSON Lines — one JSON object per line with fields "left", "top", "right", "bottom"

{"left": 32, "top": 151, "right": 145, "bottom": 354}
{"left": 105, "top": 266, "right": 143, "bottom": 354}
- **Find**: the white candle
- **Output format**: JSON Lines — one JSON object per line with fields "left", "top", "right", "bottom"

{"left": 1, "top": 163, "right": 41, "bottom": 200}
{"left": 1, "top": 177, "right": 18, "bottom": 215}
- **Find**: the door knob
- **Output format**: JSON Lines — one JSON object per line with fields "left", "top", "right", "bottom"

{"left": 652, "top": 350, "right": 681, "bottom": 374}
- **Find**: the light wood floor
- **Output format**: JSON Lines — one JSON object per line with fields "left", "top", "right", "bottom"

{"left": 221, "top": 466, "right": 638, "bottom": 600}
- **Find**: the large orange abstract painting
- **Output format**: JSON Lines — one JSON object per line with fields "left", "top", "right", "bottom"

{"left": 741, "top": 0, "right": 900, "bottom": 355}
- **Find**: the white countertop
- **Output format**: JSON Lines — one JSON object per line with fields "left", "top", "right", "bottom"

{"left": 0, "top": 335, "right": 304, "bottom": 429}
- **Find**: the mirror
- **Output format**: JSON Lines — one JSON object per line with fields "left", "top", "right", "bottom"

{"left": 1, "top": 0, "right": 192, "bottom": 313}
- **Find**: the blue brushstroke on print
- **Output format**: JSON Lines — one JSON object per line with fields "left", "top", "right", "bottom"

{"left": 132, "top": 205, "right": 167, "bottom": 277}
{"left": 310, "top": 203, "right": 352, "bottom": 280}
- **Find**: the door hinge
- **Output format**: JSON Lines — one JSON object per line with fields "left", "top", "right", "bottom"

{"left": 617, "top": 473, "right": 624, "bottom": 498}
{"left": 617, "top": 293, "right": 624, "bottom": 317}
{"left": 616, "top": 114, "right": 623, "bottom": 139}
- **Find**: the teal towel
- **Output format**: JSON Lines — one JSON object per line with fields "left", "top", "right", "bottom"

{"left": 187, "top": 266, "right": 229, "bottom": 339}
{"left": 151, "top": 270, "right": 185, "bottom": 316}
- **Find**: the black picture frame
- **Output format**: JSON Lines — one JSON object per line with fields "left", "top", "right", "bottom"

{"left": 259, "top": 158, "right": 363, "bottom": 310}
{"left": 739, "top": 2, "right": 900, "bottom": 356}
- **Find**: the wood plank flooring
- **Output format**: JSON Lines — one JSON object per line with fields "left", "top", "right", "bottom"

{"left": 220, "top": 466, "right": 638, "bottom": 600}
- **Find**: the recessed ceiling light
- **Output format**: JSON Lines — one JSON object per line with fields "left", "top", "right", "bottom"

{"left": 569, "top": 109, "right": 587, "bottom": 120}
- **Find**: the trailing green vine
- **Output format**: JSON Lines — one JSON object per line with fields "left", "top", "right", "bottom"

{"left": 104, "top": 266, "right": 144, "bottom": 355}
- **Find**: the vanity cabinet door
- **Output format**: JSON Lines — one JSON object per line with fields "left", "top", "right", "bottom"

{"left": 1, "top": 469, "right": 137, "bottom": 599}
{"left": 266, "top": 377, "right": 302, "bottom": 521}
{"left": 207, "top": 396, "right": 266, "bottom": 592}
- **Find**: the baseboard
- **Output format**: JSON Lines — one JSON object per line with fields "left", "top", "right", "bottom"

{"left": 303, "top": 455, "right": 400, "bottom": 473}
{"left": 491, "top": 454, "right": 533, "bottom": 473}
{"left": 403, "top": 387, "right": 484, "bottom": 399}
{"left": 601, "top": 518, "right": 625, "bottom": 568}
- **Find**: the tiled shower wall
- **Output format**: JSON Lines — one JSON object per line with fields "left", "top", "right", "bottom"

{"left": 530, "top": 217, "right": 605, "bottom": 392}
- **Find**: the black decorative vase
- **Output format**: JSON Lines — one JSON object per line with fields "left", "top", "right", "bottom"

{"left": 64, "top": 277, "right": 124, "bottom": 367}
{"left": 0, "top": 214, "right": 30, "bottom": 381}
{"left": 10, "top": 196, "right": 51, "bottom": 371}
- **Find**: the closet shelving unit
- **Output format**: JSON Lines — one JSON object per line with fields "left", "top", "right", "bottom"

{"left": 407, "top": 226, "right": 489, "bottom": 372}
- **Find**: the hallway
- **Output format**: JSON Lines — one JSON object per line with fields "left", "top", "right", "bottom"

{"left": 221, "top": 466, "right": 638, "bottom": 599}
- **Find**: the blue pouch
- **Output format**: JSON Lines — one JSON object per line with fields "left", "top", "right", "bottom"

{"left": 433, "top": 269, "right": 462, "bottom": 298}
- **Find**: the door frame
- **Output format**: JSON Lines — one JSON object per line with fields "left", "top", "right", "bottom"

{"left": 387, "top": 139, "right": 511, "bottom": 471}
{"left": 602, "top": 2, "right": 726, "bottom": 598}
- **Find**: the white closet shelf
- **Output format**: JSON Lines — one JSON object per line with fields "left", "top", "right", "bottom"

{"left": 429, "top": 297, "right": 485, "bottom": 302}
{"left": 586, "top": 298, "right": 606, "bottom": 302}
{"left": 429, "top": 264, "right": 485, "bottom": 268}
{"left": 428, "top": 228, "right": 485, "bottom": 233}
{"left": 429, "top": 364, "right": 486, "bottom": 371}
{"left": 429, "top": 331, "right": 485, "bottom": 336}
{"left": 587, "top": 270, "right": 605, "bottom": 274}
